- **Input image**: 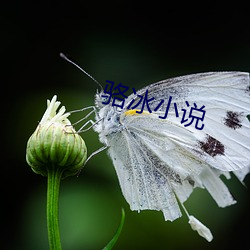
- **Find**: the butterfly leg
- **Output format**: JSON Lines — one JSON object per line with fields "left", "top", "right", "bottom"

{"left": 70, "top": 106, "right": 96, "bottom": 125}
{"left": 85, "top": 145, "right": 108, "bottom": 165}
{"left": 68, "top": 106, "right": 100, "bottom": 132}
{"left": 77, "top": 145, "right": 108, "bottom": 176}
{"left": 77, "top": 119, "right": 99, "bottom": 132}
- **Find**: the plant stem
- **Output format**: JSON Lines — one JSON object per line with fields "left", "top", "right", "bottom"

{"left": 47, "top": 165, "right": 63, "bottom": 250}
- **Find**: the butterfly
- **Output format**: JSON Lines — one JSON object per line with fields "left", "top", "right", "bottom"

{"left": 91, "top": 72, "right": 250, "bottom": 241}
{"left": 61, "top": 55, "right": 250, "bottom": 241}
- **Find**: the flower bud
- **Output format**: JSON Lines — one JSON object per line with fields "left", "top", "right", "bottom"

{"left": 26, "top": 95, "right": 87, "bottom": 178}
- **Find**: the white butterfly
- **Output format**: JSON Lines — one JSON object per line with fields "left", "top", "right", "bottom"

{"left": 61, "top": 54, "right": 250, "bottom": 242}
{"left": 91, "top": 72, "right": 250, "bottom": 242}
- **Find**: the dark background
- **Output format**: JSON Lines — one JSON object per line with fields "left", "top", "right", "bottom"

{"left": 2, "top": 1, "right": 250, "bottom": 250}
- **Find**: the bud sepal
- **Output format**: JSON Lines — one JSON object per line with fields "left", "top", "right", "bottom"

{"left": 26, "top": 95, "right": 87, "bottom": 178}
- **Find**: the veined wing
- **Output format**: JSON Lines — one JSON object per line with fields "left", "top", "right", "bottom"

{"left": 107, "top": 112, "right": 237, "bottom": 221}
{"left": 107, "top": 123, "right": 182, "bottom": 222}
{"left": 122, "top": 72, "right": 250, "bottom": 173}
{"left": 124, "top": 72, "right": 249, "bottom": 113}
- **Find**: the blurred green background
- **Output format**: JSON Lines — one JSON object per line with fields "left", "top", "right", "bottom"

{"left": 2, "top": 1, "right": 250, "bottom": 250}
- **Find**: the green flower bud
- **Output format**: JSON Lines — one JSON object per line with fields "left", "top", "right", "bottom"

{"left": 26, "top": 95, "right": 87, "bottom": 178}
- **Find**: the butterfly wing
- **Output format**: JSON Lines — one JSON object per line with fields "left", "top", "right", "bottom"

{"left": 107, "top": 112, "right": 237, "bottom": 221}
{"left": 105, "top": 72, "right": 249, "bottom": 221}
{"left": 123, "top": 72, "right": 250, "bottom": 173}
{"left": 106, "top": 119, "right": 182, "bottom": 221}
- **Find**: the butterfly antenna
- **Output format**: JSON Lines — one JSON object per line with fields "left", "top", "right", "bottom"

{"left": 60, "top": 53, "right": 103, "bottom": 91}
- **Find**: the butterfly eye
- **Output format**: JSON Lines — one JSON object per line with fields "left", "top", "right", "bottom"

{"left": 102, "top": 96, "right": 108, "bottom": 102}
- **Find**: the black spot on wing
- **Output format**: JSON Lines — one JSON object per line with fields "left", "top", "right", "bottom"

{"left": 246, "top": 84, "right": 250, "bottom": 94}
{"left": 199, "top": 135, "right": 225, "bottom": 157}
{"left": 186, "top": 177, "right": 195, "bottom": 186}
{"left": 224, "top": 111, "right": 243, "bottom": 130}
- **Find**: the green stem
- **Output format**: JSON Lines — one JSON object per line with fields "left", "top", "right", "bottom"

{"left": 47, "top": 165, "right": 63, "bottom": 250}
